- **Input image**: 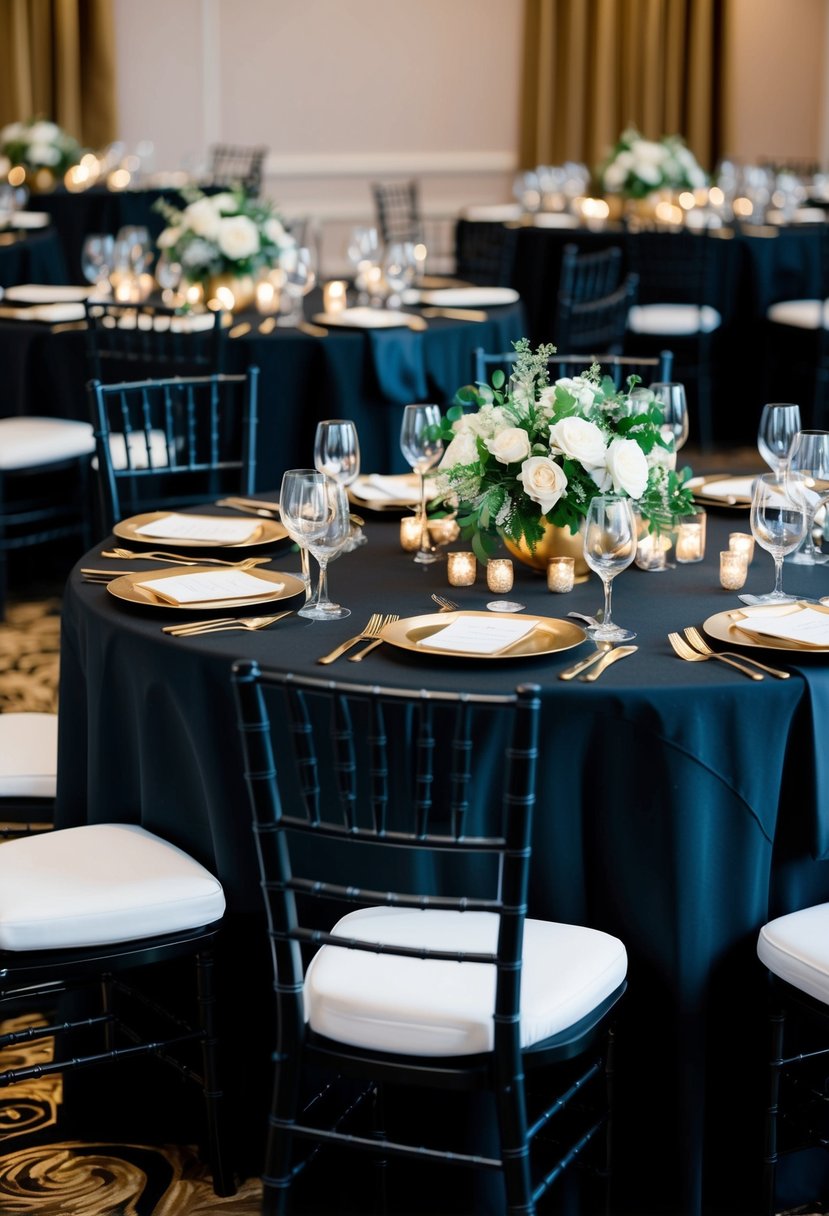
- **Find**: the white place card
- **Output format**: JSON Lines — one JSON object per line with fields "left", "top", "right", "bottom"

{"left": 137, "top": 569, "right": 282, "bottom": 606}
{"left": 420, "top": 615, "right": 539, "bottom": 655}
{"left": 134, "top": 513, "right": 261, "bottom": 543}
{"left": 356, "top": 474, "right": 438, "bottom": 503}
{"left": 735, "top": 605, "right": 829, "bottom": 648}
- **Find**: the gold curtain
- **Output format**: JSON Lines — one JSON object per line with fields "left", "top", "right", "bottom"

{"left": 0, "top": 0, "right": 118, "bottom": 147}
{"left": 520, "top": 0, "right": 725, "bottom": 177}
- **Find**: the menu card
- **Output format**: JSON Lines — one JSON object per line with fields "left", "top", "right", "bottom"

{"left": 137, "top": 569, "right": 282, "bottom": 606}
{"left": 134, "top": 513, "right": 262, "bottom": 543}
{"left": 420, "top": 615, "right": 539, "bottom": 655}
{"left": 733, "top": 604, "right": 829, "bottom": 648}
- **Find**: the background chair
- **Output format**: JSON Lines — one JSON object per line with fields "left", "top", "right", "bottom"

{"left": 0, "top": 821, "right": 233, "bottom": 1196}
{"left": 0, "top": 711, "right": 57, "bottom": 838}
{"left": 232, "top": 662, "right": 627, "bottom": 1216}
{"left": 554, "top": 273, "right": 640, "bottom": 357}
{"left": 556, "top": 242, "right": 624, "bottom": 310}
{"left": 84, "top": 300, "right": 227, "bottom": 384}
{"left": 87, "top": 369, "right": 259, "bottom": 535}
{"left": 765, "top": 227, "right": 829, "bottom": 428}
{"left": 0, "top": 417, "right": 95, "bottom": 619}
{"left": 454, "top": 220, "right": 519, "bottom": 286}
{"left": 472, "top": 346, "right": 673, "bottom": 392}
{"left": 207, "top": 143, "right": 267, "bottom": 197}
{"left": 371, "top": 178, "right": 423, "bottom": 246}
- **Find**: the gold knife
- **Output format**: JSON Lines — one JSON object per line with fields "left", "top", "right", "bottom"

{"left": 420, "top": 306, "right": 488, "bottom": 323}
{"left": 558, "top": 644, "right": 611, "bottom": 681}
{"left": 580, "top": 645, "right": 638, "bottom": 682}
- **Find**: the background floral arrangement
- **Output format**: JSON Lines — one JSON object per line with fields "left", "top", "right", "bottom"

{"left": 0, "top": 118, "right": 81, "bottom": 179}
{"left": 435, "top": 340, "right": 695, "bottom": 563}
{"left": 597, "top": 127, "right": 707, "bottom": 198}
{"left": 154, "top": 188, "right": 296, "bottom": 287}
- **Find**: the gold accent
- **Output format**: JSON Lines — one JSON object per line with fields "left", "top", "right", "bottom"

{"left": 502, "top": 522, "right": 590, "bottom": 580}
{"left": 378, "top": 610, "right": 585, "bottom": 660}
{"left": 703, "top": 604, "right": 829, "bottom": 653}
{"left": 105, "top": 566, "right": 305, "bottom": 612}
{"left": 112, "top": 511, "right": 287, "bottom": 549}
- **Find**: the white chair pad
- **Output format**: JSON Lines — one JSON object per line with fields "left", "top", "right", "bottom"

{"left": 304, "top": 907, "right": 627, "bottom": 1057}
{"left": 0, "top": 823, "right": 225, "bottom": 951}
{"left": 106, "top": 429, "right": 171, "bottom": 471}
{"left": 766, "top": 299, "right": 829, "bottom": 330}
{"left": 758, "top": 903, "right": 829, "bottom": 1006}
{"left": 0, "top": 417, "right": 95, "bottom": 471}
{"left": 0, "top": 712, "right": 58, "bottom": 798}
{"left": 627, "top": 303, "right": 722, "bottom": 335}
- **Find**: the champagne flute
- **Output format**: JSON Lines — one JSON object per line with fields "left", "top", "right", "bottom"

{"left": 744, "top": 471, "right": 808, "bottom": 603}
{"left": 400, "top": 404, "right": 444, "bottom": 564}
{"left": 583, "top": 495, "right": 637, "bottom": 642}
{"left": 757, "top": 403, "right": 801, "bottom": 473}
{"left": 787, "top": 430, "right": 829, "bottom": 565}
{"left": 314, "top": 419, "right": 365, "bottom": 550}
{"left": 650, "top": 382, "right": 689, "bottom": 452}
{"left": 279, "top": 470, "right": 351, "bottom": 620}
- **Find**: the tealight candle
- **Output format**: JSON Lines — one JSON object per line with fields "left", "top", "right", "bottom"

{"left": 720, "top": 550, "right": 748, "bottom": 591}
{"left": 547, "top": 556, "right": 575, "bottom": 593}
{"left": 323, "top": 280, "right": 348, "bottom": 314}
{"left": 427, "top": 517, "right": 460, "bottom": 546}
{"left": 447, "top": 552, "right": 476, "bottom": 587}
{"left": 729, "top": 532, "right": 755, "bottom": 564}
{"left": 256, "top": 279, "right": 279, "bottom": 315}
{"left": 486, "top": 559, "right": 514, "bottom": 594}
{"left": 400, "top": 516, "right": 422, "bottom": 551}
{"left": 676, "top": 512, "right": 706, "bottom": 563}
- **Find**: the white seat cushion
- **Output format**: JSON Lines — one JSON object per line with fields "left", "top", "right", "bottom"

{"left": 106, "top": 429, "right": 170, "bottom": 471}
{"left": 0, "top": 823, "right": 225, "bottom": 951}
{"left": 304, "top": 907, "right": 627, "bottom": 1057}
{"left": 758, "top": 903, "right": 829, "bottom": 1006}
{"left": 627, "top": 303, "right": 722, "bottom": 335}
{"left": 766, "top": 299, "right": 829, "bottom": 329}
{"left": 0, "top": 417, "right": 95, "bottom": 471}
{"left": 0, "top": 712, "right": 58, "bottom": 798}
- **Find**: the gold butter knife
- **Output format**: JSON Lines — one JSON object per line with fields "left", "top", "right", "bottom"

{"left": 580, "top": 645, "right": 638, "bottom": 682}
{"left": 558, "top": 644, "right": 611, "bottom": 681}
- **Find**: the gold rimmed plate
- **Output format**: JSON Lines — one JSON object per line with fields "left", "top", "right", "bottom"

{"left": 113, "top": 511, "right": 288, "bottom": 549}
{"left": 703, "top": 603, "right": 829, "bottom": 654}
{"left": 105, "top": 565, "right": 306, "bottom": 611}
{"left": 379, "top": 610, "right": 586, "bottom": 660}
{"left": 687, "top": 474, "right": 755, "bottom": 510}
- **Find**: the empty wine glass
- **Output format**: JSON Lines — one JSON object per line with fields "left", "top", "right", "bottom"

{"left": 279, "top": 470, "right": 351, "bottom": 620}
{"left": 382, "top": 241, "right": 417, "bottom": 308}
{"left": 113, "top": 225, "right": 152, "bottom": 274}
{"left": 81, "top": 234, "right": 115, "bottom": 293}
{"left": 278, "top": 246, "right": 317, "bottom": 327}
{"left": 346, "top": 226, "right": 380, "bottom": 304}
{"left": 400, "top": 404, "right": 444, "bottom": 564}
{"left": 650, "top": 382, "right": 689, "bottom": 452}
{"left": 787, "top": 430, "right": 829, "bottom": 565}
{"left": 583, "top": 495, "right": 637, "bottom": 642}
{"left": 314, "top": 419, "right": 366, "bottom": 550}
{"left": 757, "top": 403, "right": 802, "bottom": 473}
{"left": 745, "top": 471, "right": 809, "bottom": 603}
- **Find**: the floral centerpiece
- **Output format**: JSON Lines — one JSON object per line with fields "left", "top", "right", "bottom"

{"left": 154, "top": 187, "right": 296, "bottom": 307}
{"left": 597, "top": 127, "right": 707, "bottom": 199}
{"left": 434, "top": 340, "right": 695, "bottom": 564}
{"left": 0, "top": 118, "right": 82, "bottom": 187}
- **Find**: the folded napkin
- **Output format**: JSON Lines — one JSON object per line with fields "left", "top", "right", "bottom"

{"left": 137, "top": 568, "right": 281, "bottom": 606}
{"left": 134, "top": 513, "right": 262, "bottom": 543}
{"left": 0, "top": 301, "right": 86, "bottom": 323}
{"left": 313, "top": 307, "right": 413, "bottom": 329}
{"left": 8, "top": 212, "right": 50, "bottom": 229}
{"left": 689, "top": 475, "right": 757, "bottom": 501}
{"left": 462, "top": 203, "right": 523, "bottom": 222}
{"left": 732, "top": 603, "right": 829, "bottom": 648}
{"left": 353, "top": 474, "right": 438, "bottom": 504}
{"left": 419, "top": 615, "right": 539, "bottom": 655}
{"left": 412, "top": 287, "right": 519, "bottom": 308}
{"left": 4, "top": 284, "right": 91, "bottom": 303}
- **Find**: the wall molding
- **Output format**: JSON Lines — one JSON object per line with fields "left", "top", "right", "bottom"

{"left": 265, "top": 149, "right": 518, "bottom": 179}
{"left": 200, "top": 0, "right": 221, "bottom": 152}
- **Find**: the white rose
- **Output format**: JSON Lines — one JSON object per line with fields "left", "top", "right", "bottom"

{"left": 604, "top": 437, "right": 649, "bottom": 498}
{"left": 184, "top": 197, "right": 222, "bottom": 239}
{"left": 549, "top": 417, "right": 607, "bottom": 466}
{"left": 518, "top": 456, "right": 568, "bottom": 514}
{"left": 28, "top": 142, "right": 60, "bottom": 166}
{"left": 265, "top": 217, "right": 288, "bottom": 244}
{"left": 211, "top": 192, "right": 238, "bottom": 213}
{"left": 603, "top": 162, "right": 626, "bottom": 191}
{"left": 634, "top": 139, "right": 666, "bottom": 166}
{"left": 157, "top": 225, "right": 181, "bottom": 249}
{"left": 485, "top": 427, "right": 531, "bottom": 465}
{"left": 554, "top": 375, "right": 600, "bottom": 409}
{"left": 217, "top": 214, "right": 260, "bottom": 260}
{"left": 440, "top": 430, "right": 479, "bottom": 468}
{"left": 27, "top": 121, "right": 59, "bottom": 144}
{"left": 0, "top": 122, "right": 23, "bottom": 143}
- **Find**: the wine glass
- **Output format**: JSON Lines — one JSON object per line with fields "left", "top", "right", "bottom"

{"left": 746, "top": 471, "right": 809, "bottom": 603}
{"left": 346, "top": 226, "right": 380, "bottom": 304}
{"left": 582, "top": 495, "right": 638, "bottom": 642}
{"left": 787, "top": 430, "right": 829, "bottom": 565}
{"left": 400, "top": 404, "right": 444, "bottom": 564}
{"left": 279, "top": 470, "right": 351, "bottom": 620}
{"left": 382, "top": 241, "right": 417, "bottom": 308}
{"left": 113, "top": 225, "right": 152, "bottom": 274}
{"left": 81, "top": 234, "right": 115, "bottom": 293}
{"left": 314, "top": 419, "right": 366, "bottom": 550}
{"left": 278, "top": 246, "right": 317, "bottom": 327}
{"left": 650, "top": 382, "right": 689, "bottom": 452}
{"left": 757, "top": 403, "right": 802, "bottom": 473}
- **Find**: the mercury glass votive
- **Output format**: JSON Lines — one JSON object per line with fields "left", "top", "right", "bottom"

{"left": 400, "top": 516, "right": 422, "bottom": 552}
{"left": 486, "top": 559, "right": 514, "bottom": 594}
{"left": 729, "top": 532, "right": 755, "bottom": 564}
{"left": 547, "top": 556, "right": 575, "bottom": 593}
{"left": 676, "top": 511, "right": 706, "bottom": 563}
{"left": 447, "top": 552, "right": 476, "bottom": 587}
{"left": 323, "top": 279, "right": 348, "bottom": 314}
{"left": 720, "top": 550, "right": 748, "bottom": 591}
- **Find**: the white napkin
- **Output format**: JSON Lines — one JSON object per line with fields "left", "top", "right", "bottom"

{"left": 413, "top": 287, "right": 519, "bottom": 308}
{"left": 8, "top": 212, "right": 50, "bottom": 229}
{"left": 353, "top": 474, "right": 438, "bottom": 504}
{"left": 420, "top": 615, "right": 539, "bottom": 655}
{"left": 137, "top": 568, "right": 281, "bottom": 606}
{"left": 691, "top": 476, "right": 757, "bottom": 500}
{"left": 4, "top": 284, "right": 91, "bottom": 303}
{"left": 313, "top": 307, "right": 412, "bottom": 329}
{"left": 462, "top": 203, "right": 523, "bottom": 222}
{"left": 733, "top": 604, "right": 829, "bottom": 648}
{"left": 2, "top": 302, "right": 86, "bottom": 323}
{"left": 134, "top": 513, "right": 262, "bottom": 543}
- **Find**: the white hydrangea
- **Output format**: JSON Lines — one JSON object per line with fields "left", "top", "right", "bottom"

{"left": 217, "top": 214, "right": 260, "bottom": 260}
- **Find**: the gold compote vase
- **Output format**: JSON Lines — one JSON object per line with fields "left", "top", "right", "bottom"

{"left": 502, "top": 521, "right": 589, "bottom": 582}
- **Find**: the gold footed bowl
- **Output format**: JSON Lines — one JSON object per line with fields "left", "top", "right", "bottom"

{"left": 502, "top": 521, "right": 589, "bottom": 581}
{"left": 206, "top": 273, "right": 257, "bottom": 312}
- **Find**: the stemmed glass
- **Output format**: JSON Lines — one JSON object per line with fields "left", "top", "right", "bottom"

{"left": 745, "top": 471, "right": 809, "bottom": 603}
{"left": 757, "top": 403, "right": 802, "bottom": 473}
{"left": 314, "top": 419, "right": 366, "bottom": 550}
{"left": 81, "top": 234, "right": 115, "bottom": 294}
{"left": 278, "top": 246, "right": 317, "bottom": 327}
{"left": 582, "top": 495, "right": 638, "bottom": 642}
{"left": 279, "top": 470, "right": 352, "bottom": 620}
{"left": 787, "top": 430, "right": 829, "bottom": 565}
{"left": 382, "top": 242, "right": 417, "bottom": 309}
{"left": 650, "top": 382, "right": 689, "bottom": 452}
{"left": 400, "top": 404, "right": 444, "bottom": 564}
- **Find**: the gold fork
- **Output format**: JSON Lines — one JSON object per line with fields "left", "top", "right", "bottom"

{"left": 431, "top": 594, "right": 458, "bottom": 613}
{"left": 83, "top": 557, "right": 264, "bottom": 582}
{"left": 348, "top": 614, "right": 401, "bottom": 661}
{"left": 317, "top": 614, "right": 387, "bottom": 664}
{"left": 668, "top": 632, "right": 763, "bottom": 680}
{"left": 101, "top": 547, "right": 272, "bottom": 567}
{"left": 162, "top": 611, "right": 293, "bottom": 637}
{"left": 683, "top": 626, "right": 790, "bottom": 679}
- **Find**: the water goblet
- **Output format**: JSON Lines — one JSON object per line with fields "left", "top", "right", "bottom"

{"left": 314, "top": 419, "right": 366, "bottom": 549}
{"left": 650, "top": 382, "right": 689, "bottom": 451}
{"left": 582, "top": 494, "right": 637, "bottom": 642}
{"left": 279, "top": 470, "right": 351, "bottom": 620}
{"left": 278, "top": 246, "right": 317, "bottom": 327}
{"left": 400, "top": 404, "right": 444, "bottom": 565}
{"left": 757, "top": 403, "right": 801, "bottom": 474}
{"left": 81, "top": 234, "right": 115, "bottom": 294}
{"left": 745, "top": 471, "right": 809, "bottom": 602}
{"left": 787, "top": 429, "right": 829, "bottom": 565}
{"left": 382, "top": 241, "right": 417, "bottom": 309}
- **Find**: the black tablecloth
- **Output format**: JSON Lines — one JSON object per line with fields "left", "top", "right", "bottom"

{"left": 56, "top": 505, "right": 829, "bottom": 1214}
{"left": 0, "top": 227, "right": 68, "bottom": 288}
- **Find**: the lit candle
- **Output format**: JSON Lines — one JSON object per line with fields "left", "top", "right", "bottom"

{"left": 676, "top": 513, "right": 706, "bottom": 564}
{"left": 323, "top": 280, "right": 348, "bottom": 314}
{"left": 427, "top": 517, "right": 460, "bottom": 546}
{"left": 720, "top": 550, "right": 748, "bottom": 591}
{"left": 729, "top": 532, "right": 755, "bottom": 564}
{"left": 447, "top": 552, "right": 476, "bottom": 587}
{"left": 547, "top": 556, "right": 575, "bottom": 593}
{"left": 400, "top": 516, "right": 422, "bottom": 551}
{"left": 256, "top": 279, "right": 279, "bottom": 314}
{"left": 486, "top": 559, "right": 514, "bottom": 594}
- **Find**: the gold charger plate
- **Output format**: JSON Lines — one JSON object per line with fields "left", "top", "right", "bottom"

{"left": 113, "top": 511, "right": 288, "bottom": 549}
{"left": 687, "top": 474, "right": 754, "bottom": 510}
{"left": 703, "top": 604, "right": 829, "bottom": 653}
{"left": 105, "top": 566, "right": 306, "bottom": 611}
{"left": 379, "top": 610, "right": 586, "bottom": 660}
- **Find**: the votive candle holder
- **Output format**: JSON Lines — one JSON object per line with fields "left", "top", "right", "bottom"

{"left": 447, "top": 552, "right": 476, "bottom": 587}
{"left": 323, "top": 279, "right": 348, "bottom": 314}
{"left": 720, "top": 550, "right": 748, "bottom": 591}
{"left": 486, "top": 559, "right": 514, "bottom": 594}
{"left": 400, "top": 516, "right": 422, "bottom": 552}
{"left": 428, "top": 517, "right": 460, "bottom": 546}
{"left": 547, "top": 556, "right": 575, "bottom": 593}
{"left": 676, "top": 511, "right": 706, "bottom": 563}
{"left": 729, "top": 532, "right": 755, "bottom": 564}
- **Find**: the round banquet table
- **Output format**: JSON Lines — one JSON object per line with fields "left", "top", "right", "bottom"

{"left": 56, "top": 506, "right": 829, "bottom": 1215}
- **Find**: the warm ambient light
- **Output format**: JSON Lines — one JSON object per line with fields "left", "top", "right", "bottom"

{"left": 7, "top": 165, "right": 25, "bottom": 188}
{"left": 678, "top": 191, "right": 696, "bottom": 210}
{"left": 733, "top": 196, "right": 753, "bottom": 217}
{"left": 447, "top": 552, "right": 476, "bottom": 587}
{"left": 708, "top": 186, "right": 725, "bottom": 208}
